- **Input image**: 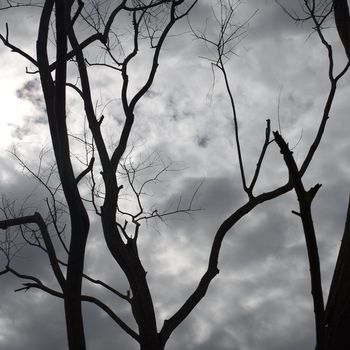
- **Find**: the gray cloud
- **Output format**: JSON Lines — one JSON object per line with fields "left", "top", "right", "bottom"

{"left": 1, "top": 1, "right": 350, "bottom": 350}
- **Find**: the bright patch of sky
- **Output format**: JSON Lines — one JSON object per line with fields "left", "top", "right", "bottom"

{"left": 0, "top": 70, "right": 30, "bottom": 149}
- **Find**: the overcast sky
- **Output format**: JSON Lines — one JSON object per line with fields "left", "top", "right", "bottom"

{"left": 1, "top": 1, "right": 350, "bottom": 349}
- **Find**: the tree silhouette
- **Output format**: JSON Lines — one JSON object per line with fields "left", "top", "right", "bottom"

{"left": 0, "top": 1, "right": 350, "bottom": 349}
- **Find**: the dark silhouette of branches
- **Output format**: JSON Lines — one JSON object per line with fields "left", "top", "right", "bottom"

{"left": 333, "top": 0, "right": 350, "bottom": 60}
{"left": 272, "top": 1, "right": 350, "bottom": 349}
{"left": 1, "top": 1, "right": 350, "bottom": 350}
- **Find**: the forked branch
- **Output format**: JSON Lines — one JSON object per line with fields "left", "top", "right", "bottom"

{"left": 274, "top": 131, "right": 325, "bottom": 350}
{"left": 0, "top": 212, "right": 65, "bottom": 289}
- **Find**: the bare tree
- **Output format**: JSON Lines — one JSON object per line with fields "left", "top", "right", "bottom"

{"left": 0, "top": 1, "right": 199, "bottom": 350}
{"left": 275, "top": 1, "right": 350, "bottom": 349}
{"left": 0, "top": 0, "right": 350, "bottom": 350}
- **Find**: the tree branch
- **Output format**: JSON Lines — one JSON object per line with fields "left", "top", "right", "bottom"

{"left": 248, "top": 119, "right": 271, "bottom": 194}
{"left": 160, "top": 179, "right": 293, "bottom": 345}
{"left": 76, "top": 156, "right": 95, "bottom": 184}
{"left": 0, "top": 23, "right": 37, "bottom": 66}
{"left": 325, "top": 195, "right": 350, "bottom": 349}
{"left": 333, "top": 0, "right": 350, "bottom": 60}
{"left": 0, "top": 212, "right": 66, "bottom": 289}
{"left": 274, "top": 131, "right": 325, "bottom": 350}
{"left": 2, "top": 266, "right": 139, "bottom": 343}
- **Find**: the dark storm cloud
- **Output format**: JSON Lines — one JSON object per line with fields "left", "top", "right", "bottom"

{"left": 16, "top": 79, "right": 46, "bottom": 114}
{"left": 10, "top": 79, "right": 48, "bottom": 140}
{"left": 0, "top": 284, "right": 67, "bottom": 350}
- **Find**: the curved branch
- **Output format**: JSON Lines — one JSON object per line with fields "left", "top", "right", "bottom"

{"left": 0, "top": 212, "right": 65, "bottom": 289}
{"left": 0, "top": 23, "right": 37, "bottom": 66}
{"left": 82, "top": 273, "right": 131, "bottom": 302}
{"left": 81, "top": 295, "right": 140, "bottom": 342}
{"left": 110, "top": 2, "right": 197, "bottom": 170}
{"left": 76, "top": 156, "right": 95, "bottom": 184}
{"left": 218, "top": 60, "right": 247, "bottom": 194}
{"left": 160, "top": 179, "right": 293, "bottom": 345}
{"left": 2, "top": 267, "right": 139, "bottom": 343}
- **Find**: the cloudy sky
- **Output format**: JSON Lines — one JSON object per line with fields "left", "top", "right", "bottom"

{"left": 1, "top": 0, "right": 350, "bottom": 349}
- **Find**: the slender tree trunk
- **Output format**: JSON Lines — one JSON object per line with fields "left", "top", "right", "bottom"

{"left": 324, "top": 3, "right": 350, "bottom": 348}
{"left": 54, "top": 1, "right": 89, "bottom": 348}
{"left": 324, "top": 197, "right": 350, "bottom": 350}
{"left": 37, "top": 1, "right": 89, "bottom": 348}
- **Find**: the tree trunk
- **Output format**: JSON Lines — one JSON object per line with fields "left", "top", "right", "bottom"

{"left": 37, "top": 1, "right": 89, "bottom": 348}
{"left": 325, "top": 197, "right": 350, "bottom": 350}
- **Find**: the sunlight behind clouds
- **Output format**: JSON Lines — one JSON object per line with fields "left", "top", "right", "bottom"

{"left": 0, "top": 82, "right": 29, "bottom": 149}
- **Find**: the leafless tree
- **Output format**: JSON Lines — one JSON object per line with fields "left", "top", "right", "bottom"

{"left": 0, "top": 1, "right": 200, "bottom": 350}
{"left": 275, "top": 1, "right": 350, "bottom": 349}
{"left": 0, "top": 0, "right": 350, "bottom": 350}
